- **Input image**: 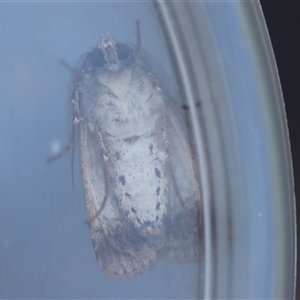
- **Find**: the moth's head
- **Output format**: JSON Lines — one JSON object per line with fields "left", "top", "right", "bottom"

{"left": 87, "top": 34, "right": 134, "bottom": 72}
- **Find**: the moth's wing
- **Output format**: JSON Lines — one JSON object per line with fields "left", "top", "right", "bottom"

{"left": 164, "top": 102, "right": 203, "bottom": 260}
{"left": 165, "top": 102, "right": 201, "bottom": 209}
{"left": 78, "top": 121, "right": 157, "bottom": 278}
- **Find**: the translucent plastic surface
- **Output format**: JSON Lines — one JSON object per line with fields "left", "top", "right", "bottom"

{"left": 0, "top": 1, "right": 295, "bottom": 299}
{"left": 156, "top": 1, "right": 295, "bottom": 299}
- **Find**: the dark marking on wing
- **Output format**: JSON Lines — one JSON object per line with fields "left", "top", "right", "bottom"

{"left": 156, "top": 186, "right": 161, "bottom": 196}
{"left": 125, "top": 192, "right": 132, "bottom": 199}
{"left": 155, "top": 167, "right": 161, "bottom": 178}
{"left": 156, "top": 202, "right": 160, "bottom": 210}
{"left": 124, "top": 136, "right": 140, "bottom": 144}
{"left": 149, "top": 143, "right": 154, "bottom": 154}
{"left": 119, "top": 175, "right": 126, "bottom": 185}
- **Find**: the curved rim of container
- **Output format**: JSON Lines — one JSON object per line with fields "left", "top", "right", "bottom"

{"left": 155, "top": 1, "right": 296, "bottom": 299}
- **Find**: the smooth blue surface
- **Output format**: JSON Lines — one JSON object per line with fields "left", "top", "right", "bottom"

{"left": 204, "top": 3, "right": 279, "bottom": 298}
{"left": 0, "top": 3, "right": 200, "bottom": 299}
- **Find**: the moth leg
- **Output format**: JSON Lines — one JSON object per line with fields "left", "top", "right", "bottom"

{"left": 48, "top": 87, "right": 85, "bottom": 189}
{"left": 86, "top": 127, "right": 110, "bottom": 224}
{"left": 47, "top": 88, "right": 82, "bottom": 163}
{"left": 59, "top": 59, "right": 78, "bottom": 75}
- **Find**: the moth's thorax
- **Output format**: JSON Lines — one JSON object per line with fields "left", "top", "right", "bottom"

{"left": 79, "top": 58, "right": 165, "bottom": 138}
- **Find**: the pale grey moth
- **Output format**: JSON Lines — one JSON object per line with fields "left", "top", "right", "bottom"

{"left": 51, "top": 33, "right": 202, "bottom": 278}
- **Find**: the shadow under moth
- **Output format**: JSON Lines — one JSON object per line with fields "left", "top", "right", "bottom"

{"left": 50, "top": 31, "right": 202, "bottom": 278}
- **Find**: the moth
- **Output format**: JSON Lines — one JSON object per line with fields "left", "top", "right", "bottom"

{"left": 51, "top": 31, "right": 202, "bottom": 278}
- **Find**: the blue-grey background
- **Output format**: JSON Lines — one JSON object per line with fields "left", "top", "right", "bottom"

{"left": 0, "top": 2, "right": 201, "bottom": 299}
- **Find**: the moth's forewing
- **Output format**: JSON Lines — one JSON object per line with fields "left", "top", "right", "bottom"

{"left": 76, "top": 45, "right": 163, "bottom": 278}
{"left": 78, "top": 112, "right": 159, "bottom": 278}
{"left": 164, "top": 104, "right": 202, "bottom": 260}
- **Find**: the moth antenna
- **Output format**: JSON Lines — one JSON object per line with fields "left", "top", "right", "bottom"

{"left": 47, "top": 126, "right": 76, "bottom": 163}
{"left": 48, "top": 86, "right": 82, "bottom": 193}
{"left": 71, "top": 141, "right": 75, "bottom": 190}
{"left": 48, "top": 85, "right": 81, "bottom": 163}
{"left": 135, "top": 20, "right": 141, "bottom": 55}
{"left": 59, "top": 59, "right": 78, "bottom": 74}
